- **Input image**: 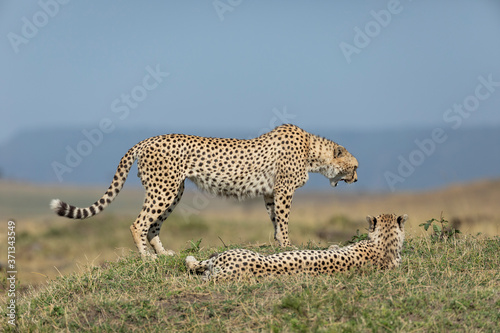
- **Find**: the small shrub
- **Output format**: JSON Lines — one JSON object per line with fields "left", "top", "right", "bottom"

{"left": 181, "top": 238, "right": 203, "bottom": 253}
{"left": 419, "top": 213, "right": 460, "bottom": 242}
{"left": 348, "top": 229, "right": 369, "bottom": 244}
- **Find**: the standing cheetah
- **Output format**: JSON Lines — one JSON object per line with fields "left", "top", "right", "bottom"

{"left": 186, "top": 213, "right": 407, "bottom": 281}
{"left": 50, "top": 124, "right": 358, "bottom": 257}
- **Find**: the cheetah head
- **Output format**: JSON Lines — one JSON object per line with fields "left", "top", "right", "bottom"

{"left": 366, "top": 213, "right": 407, "bottom": 245}
{"left": 327, "top": 146, "right": 359, "bottom": 187}
{"left": 365, "top": 213, "right": 408, "bottom": 268}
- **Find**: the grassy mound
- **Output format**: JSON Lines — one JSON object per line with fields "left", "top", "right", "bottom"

{"left": 2, "top": 235, "right": 499, "bottom": 332}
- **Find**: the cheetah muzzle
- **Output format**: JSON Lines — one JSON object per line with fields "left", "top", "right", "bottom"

{"left": 186, "top": 213, "right": 407, "bottom": 282}
{"left": 50, "top": 124, "right": 359, "bottom": 257}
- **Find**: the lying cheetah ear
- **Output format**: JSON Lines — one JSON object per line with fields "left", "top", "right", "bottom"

{"left": 366, "top": 215, "right": 377, "bottom": 232}
{"left": 397, "top": 214, "right": 408, "bottom": 229}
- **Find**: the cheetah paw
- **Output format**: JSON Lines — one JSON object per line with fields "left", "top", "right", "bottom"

{"left": 185, "top": 256, "right": 198, "bottom": 270}
{"left": 158, "top": 249, "right": 176, "bottom": 256}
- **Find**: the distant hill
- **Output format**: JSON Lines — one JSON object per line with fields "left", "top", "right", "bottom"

{"left": 1, "top": 126, "right": 499, "bottom": 191}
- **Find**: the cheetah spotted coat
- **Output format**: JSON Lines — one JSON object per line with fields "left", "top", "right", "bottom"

{"left": 186, "top": 214, "right": 407, "bottom": 281}
{"left": 50, "top": 124, "right": 358, "bottom": 257}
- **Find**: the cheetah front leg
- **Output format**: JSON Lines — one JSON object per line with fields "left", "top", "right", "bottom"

{"left": 264, "top": 195, "right": 278, "bottom": 241}
{"left": 272, "top": 185, "right": 294, "bottom": 247}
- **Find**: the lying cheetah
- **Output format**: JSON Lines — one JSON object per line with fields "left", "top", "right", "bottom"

{"left": 186, "top": 213, "right": 407, "bottom": 281}
{"left": 50, "top": 124, "right": 358, "bottom": 257}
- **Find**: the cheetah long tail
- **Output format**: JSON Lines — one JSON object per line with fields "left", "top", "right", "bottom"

{"left": 50, "top": 143, "right": 140, "bottom": 219}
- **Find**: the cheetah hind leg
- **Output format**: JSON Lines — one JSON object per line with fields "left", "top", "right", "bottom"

{"left": 130, "top": 182, "right": 184, "bottom": 258}
{"left": 147, "top": 182, "right": 185, "bottom": 256}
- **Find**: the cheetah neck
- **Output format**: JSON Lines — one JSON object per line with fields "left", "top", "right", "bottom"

{"left": 306, "top": 134, "right": 337, "bottom": 173}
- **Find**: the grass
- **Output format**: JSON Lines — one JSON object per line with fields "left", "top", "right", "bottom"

{"left": 2, "top": 235, "right": 499, "bottom": 332}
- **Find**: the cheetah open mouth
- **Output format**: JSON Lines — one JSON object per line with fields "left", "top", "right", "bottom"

{"left": 329, "top": 179, "right": 339, "bottom": 187}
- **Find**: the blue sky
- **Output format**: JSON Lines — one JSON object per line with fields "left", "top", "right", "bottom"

{"left": 1, "top": 1, "right": 500, "bottom": 144}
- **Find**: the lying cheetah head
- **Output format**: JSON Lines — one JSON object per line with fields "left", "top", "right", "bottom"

{"left": 366, "top": 213, "right": 407, "bottom": 239}
{"left": 366, "top": 213, "right": 407, "bottom": 268}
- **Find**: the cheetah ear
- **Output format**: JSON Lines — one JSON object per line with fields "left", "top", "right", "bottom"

{"left": 333, "top": 146, "right": 343, "bottom": 158}
{"left": 397, "top": 214, "right": 408, "bottom": 229}
{"left": 366, "top": 215, "right": 377, "bottom": 232}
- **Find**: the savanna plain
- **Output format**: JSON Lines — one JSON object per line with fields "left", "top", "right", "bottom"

{"left": 1, "top": 179, "right": 499, "bottom": 332}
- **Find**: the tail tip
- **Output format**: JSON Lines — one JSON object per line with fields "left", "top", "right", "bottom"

{"left": 50, "top": 199, "right": 66, "bottom": 216}
{"left": 50, "top": 198, "right": 61, "bottom": 211}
